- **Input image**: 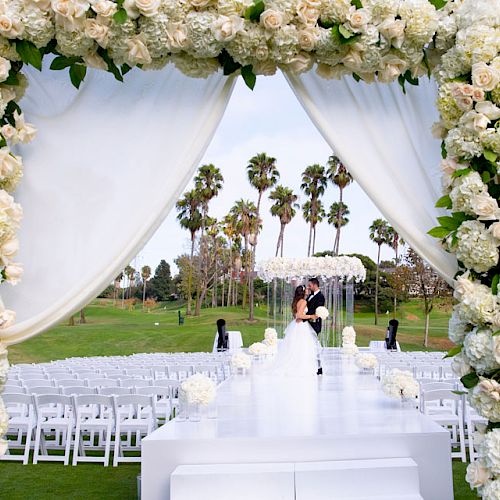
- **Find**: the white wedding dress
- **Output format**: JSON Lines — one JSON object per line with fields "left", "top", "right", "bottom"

{"left": 269, "top": 307, "right": 321, "bottom": 377}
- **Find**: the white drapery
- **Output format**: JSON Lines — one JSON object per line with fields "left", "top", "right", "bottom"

{"left": 0, "top": 66, "right": 234, "bottom": 345}
{"left": 286, "top": 70, "right": 457, "bottom": 283}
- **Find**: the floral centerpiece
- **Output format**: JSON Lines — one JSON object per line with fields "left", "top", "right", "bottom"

{"left": 263, "top": 327, "right": 278, "bottom": 352}
{"left": 381, "top": 369, "right": 419, "bottom": 401}
{"left": 341, "top": 326, "right": 358, "bottom": 355}
{"left": 231, "top": 351, "right": 251, "bottom": 373}
{"left": 248, "top": 341, "right": 270, "bottom": 357}
{"left": 179, "top": 373, "right": 217, "bottom": 420}
{"left": 355, "top": 353, "right": 378, "bottom": 372}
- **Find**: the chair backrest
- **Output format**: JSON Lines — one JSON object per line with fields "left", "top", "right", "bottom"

{"left": 3, "top": 386, "right": 27, "bottom": 395}
{"left": 28, "top": 386, "right": 60, "bottom": 395}
{"left": 136, "top": 386, "right": 170, "bottom": 398}
{"left": 99, "top": 387, "right": 132, "bottom": 396}
{"left": 23, "top": 379, "right": 53, "bottom": 389}
{"left": 34, "top": 394, "right": 73, "bottom": 418}
{"left": 49, "top": 372, "right": 77, "bottom": 380}
{"left": 73, "top": 394, "right": 114, "bottom": 418}
{"left": 56, "top": 379, "right": 84, "bottom": 387}
{"left": 113, "top": 394, "right": 156, "bottom": 420}
{"left": 61, "top": 386, "right": 95, "bottom": 396}
{"left": 86, "top": 378, "right": 119, "bottom": 388}
{"left": 153, "top": 379, "right": 181, "bottom": 389}
{"left": 3, "top": 392, "right": 33, "bottom": 405}
{"left": 126, "top": 368, "right": 152, "bottom": 377}
{"left": 420, "top": 382, "right": 454, "bottom": 392}
{"left": 18, "top": 372, "right": 46, "bottom": 380}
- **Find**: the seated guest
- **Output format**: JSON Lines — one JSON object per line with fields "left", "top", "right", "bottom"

{"left": 216, "top": 319, "right": 228, "bottom": 351}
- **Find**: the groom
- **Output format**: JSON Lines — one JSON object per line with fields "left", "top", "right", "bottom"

{"left": 306, "top": 277, "right": 325, "bottom": 375}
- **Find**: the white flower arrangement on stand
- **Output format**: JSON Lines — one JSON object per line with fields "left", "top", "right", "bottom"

{"left": 231, "top": 351, "right": 251, "bottom": 374}
{"left": 248, "top": 341, "right": 271, "bottom": 357}
{"left": 381, "top": 369, "right": 419, "bottom": 402}
{"left": 179, "top": 373, "right": 217, "bottom": 421}
{"left": 355, "top": 353, "right": 378, "bottom": 373}
{"left": 263, "top": 327, "right": 278, "bottom": 353}
{"left": 341, "top": 325, "right": 358, "bottom": 356}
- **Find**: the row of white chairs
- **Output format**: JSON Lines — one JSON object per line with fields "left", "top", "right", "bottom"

{"left": 2, "top": 392, "right": 162, "bottom": 467}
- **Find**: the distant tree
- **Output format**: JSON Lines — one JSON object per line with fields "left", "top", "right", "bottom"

{"left": 141, "top": 265, "right": 152, "bottom": 309}
{"left": 79, "top": 309, "right": 86, "bottom": 324}
{"left": 269, "top": 185, "right": 299, "bottom": 257}
{"left": 124, "top": 265, "right": 135, "bottom": 300}
{"left": 387, "top": 226, "right": 405, "bottom": 318}
{"left": 327, "top": 201, "right": 350, "bottom": 255}
{"left": 149, "top": 260, "right": 173, "bottom": 301}
{"left": 113, "top": 273, "right": 123, "bottom": 305}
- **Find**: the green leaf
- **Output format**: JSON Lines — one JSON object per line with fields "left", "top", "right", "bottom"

{"left": 435, "top": 194, "right": 452, "bottom": 209}
{"left": 352, "top": 73, "right": 361, "bottom": 82}
{"left": 217, "top": 49, "right": 241, "bottom": 76}
{"left": 241, "top": 65, "right": 256, "bottom": 90}
{"left": 460, "top": 371, "right": 480, "bottom": 389}
{"left": 492, "top": 274, "right": 500, "bottom": 295}
{"left": 493, "top": 330, "right": 500, "bottom": 337}
{"left": 452, "top": 167, "right": 472, "bottom": 178}
{"left": 318, "top": 19, "right": 336, "bottom": 29}
{"left": 484, "top": 149, "right": 498, "bottom": 163}
{"left": 422, "top": 50, "right": 432, "bottom": 78}
{"left": 441, "top": 141, "right": 447, "bottom": 159}
{"left": 338, "top": 24, "right": 355, "bottom": 39}
{"left": 113, "top": 8, "right": 128, "bottom": 24}
{"left": 244, "top": 0, "right": 265, "bottom": 21}
{"left": 437, "top": 216, "right": 459, "bottom": 231}
{"left": 97, "top": 47, "right": 123, "bottom": 82}
{"left": 482, "top": 171, "right": 491, "bottom": 184}
{"left": 50, "top": 56, "right": 81, "bottom": 71}
{"left": 69, "top": 64, "right": 86, "bottom": 89}
{"left": 3, "top": 69, "right": 19, "bottom": 86}
{"left": 451, "top": 212, "right": 472, "bottom": 224}
{"left": 121, "top": 63, "right": 132, "bottom": 76}
{"left": 451, "top": 390, "right": 467, "bottom": 395}
{"left": 398, "top": 74, "right": 406, "bottom": 95}
{"left": 15, "top": 40, "right": 42, "bottom": 71}
{"left": 428, "top": 226, "right": 451, "bottom": 238}
{"left": 444, "top": 345, "right": 462, "bottom": 358}
{"left": 428, "top": 0, "right": 447, "bottom": 9}
{"left": 351, "top": 0, "right": 362, "bottom": 7}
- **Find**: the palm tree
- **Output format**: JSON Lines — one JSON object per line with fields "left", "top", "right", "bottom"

{"left": 124, "top": 265, "right": 135, "bottom": 300}
{"left": 301, "top": 164, "right": 327, "bottom": 256}
{"left": 141, "top": 265, "right": 151, "bottom": 308}
{"left": 222, "top": 213, "right": 240, "bottom": 307}
{"left": 327, "top": 202, "right": 350, "bottom": 254}
{"left": 247, "top": 153, "right": 280, "bottom": 322}
{"left": 369, "top": 219, "right": 391, "bottom": 325}
{"left": 387, "top": 226, "right": 405, "bottom": 318}
{"left": 269, "top": 185, "right": 299, "bottom": 257}
{"left": 176, "top": 189, "right": 203, "bottom": 315}
{"left": 229, "top": 199, "right": 259, "bottom": 315}
{"left": 327, "top": 155, "right": 353, "bottom": 255}
{"left": 302, "top": 199, "right": 325, "bottom": 256}
{"left": 113, "top": 272, "right": 123, "bottom": 307}
{"left": 193, "top": 164, "right": 223, "bottom": 316}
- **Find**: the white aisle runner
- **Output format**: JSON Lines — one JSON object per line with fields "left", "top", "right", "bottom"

{"left": 142, "top": 356, "right": 453, "bottom": 500}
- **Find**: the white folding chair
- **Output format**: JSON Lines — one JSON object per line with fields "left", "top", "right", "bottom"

{"left": 23, "top": 379, "right": 53, "bottom": 390}
{"left": 61, "top": 386, "right": 96, "bottom": 396}
{"left": 99, "top": 387, "right": 132, "bottom": 396}
{"left": 168, "top": 365, "right": 193, "bottom": 381}
{"left": 1, "top": 393, "right": 35, "bottom": 464}
{"left": 125, "top": 368, "right": 152, "bottom": 378}
{"left": 86, "top": 378, "right": 119, "bottom": 389}
{"left": 33, "top": 394, "right": 73, "bottom": 465}
{"left": 28, "top": 386, "right": 60, "bottom": 396}
{"left": 466, "top": 404, "right": 488, "bottom": 462}
{"left": 18, "top": 372, "right": 46, "bottom": 381}
{"left": 72, "top": 394, "right": 114, "bottom": 466}
{"left": 113, "top": 394, "right": 156, "bottom": 466}
{"left": 421, "top": 389, "right": 467, "bottom": 462}
{"left": 49, "top": 373, "right": 78, "bottom": 381}
{"left": 136, "top": 386, "right": 173, "bottom": 422}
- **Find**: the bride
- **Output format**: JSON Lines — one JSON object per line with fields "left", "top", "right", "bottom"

{"left": 269, "top": 285, "right": 322, "bottom": 377}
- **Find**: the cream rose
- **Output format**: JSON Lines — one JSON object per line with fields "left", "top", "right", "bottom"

{"left": 190, "top": 0, "right": 211, "bottom": 7}
{"left": 0, "top": 238, "right": 19, "bottom": 262}
{"left": 378, "top": 55, "right": 407, "bottom": 83}
{"left": 347, "top": 6, "right": 370, "bottom": 32}
{"left": 167, "top": 23, "right": 190, "bottom": 51}
{"left": 254, "top": 45, "right": 268, "bottom": 61}
{"left": 127, "top": 36, "right": 152, "bottom": 65}
{"left": 253, "top": 60, "right": 277, "bottom": 76}
{"left": 462, "top": 111, "right": 490, "bottom": 132}
{"left": 135, "top": 0, "right": 161, "bottom": 17}
{"left": 84, "top": 18, "right": 109, "bottom": 47}
{"left": 0, "top": 309, "right": 15, "bottom": 329}
{"left": 0, "top": 125, "right": 17, "bottom": 144}
{"left": 90, "top": 0, "right": 117, "bottom": 16}
{"left": 298, "top": 28, "right": 318, "bottom": 51}
{"left": 123, "top": 0, "right": 140, "bottom": 19}
{"left": 0, "top": 15, "right": 24, "bottom": 39}
{"left": 489, "top": 222, "right": 500, "bottom": 240}
{"left": 30, "top": 0, "right": 53, "bottom": 10}
{"left": 466, "top": 461, "right": 491, "bottom": 488}
{"left": 0, "top": 57, "right": 10, "bottom": 83}
{"left": 441, "top": 157, "right": 464, "bottom": 176}
{"left": 83, "top": 52, "right": 108, "bottom": 70}
{"left": 260, "top": 9, "right": 283, "bottom": 30}
{"left": 472, "top": 62, "right": 500, "bottom": 92}
{"left": 296, "top": 2, "right": 319, "bottom": 26}
{"left": 0, "top": 149, "right": 21, "bottom": 178}
{"left": 472, "top": 88, "right": 485, "bottom": 101}
{"left": 316, "top": 63, "right": 349, "bottom": 80}
{"left": 4, "top": 263, "right": 23, "bottom": 285}
{"left": 342, "top": 49, "right": 363, "bottom": 70}
{"left": 0, "top": 87, "right": 16, "bottom": 104}
{"left": 432, "top": 121, "right": 447, "bottom": 139}
{"left": 471, "top": 194, "right": 499, "bottom": 220}
{"left": 13, "top": 112, "right": 36, "bottom": 144}
{"left": 287, "top": 52, "right": 313, "bottom": 74}
{"left": 476, "top": 101, "right": 500, "bottom": 120}
{"left": 454, "top": 273, "right": 476, "bottom": 300}
{"left": 455, "top": 95, "right": 473, "bottom": 111}
{"left": 378, "top": 18, "right": 405, "bottom": 48}
{"left": 212, "top": 15, "right": 244, "bottom": 42}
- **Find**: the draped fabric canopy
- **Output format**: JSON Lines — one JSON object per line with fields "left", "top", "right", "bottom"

{"left": 286, "top": 71, "right": 457, "bottom": 283}
{"left": 0, "top": 66, "right": 235, "bottom": 345}
{"left": 0, "top": 68, "right": 455, "bottom": 345}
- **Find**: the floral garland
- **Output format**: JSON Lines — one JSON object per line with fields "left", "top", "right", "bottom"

{"left": 256, "top": 256, "right": 366, "bottom": 282}
{"left": 0, "top": 0, "right": 497, "bottom": 494}
{"left": 426, "top": 0, "right": 500, "bottom": 497}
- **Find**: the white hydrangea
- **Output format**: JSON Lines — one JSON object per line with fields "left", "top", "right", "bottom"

{"left": 381, "top": 368, "right": 419, "bottom": 399}
{"left": 180, "top": 373, "right": 216, "bottom": 406}
{"left": 480, "top": 429, "right": 500, "bottom": 475}
{"left": 355, "top": 353, "right": 378, "bottom": 370}
{"left": 185, "top": 12, "right": 222, "bottom": 59}
{"left": 55, "top": 26, "right": 95, "bottom": 57}
{"left": 482, "top": 479, "right": 500, "bottom": 500}
{"left": 469, "top": 378, "right": 500, "bottom": 422}
{"left": 171, "top": 53, "right": 219, "bottom": 78}
{"left": 269, "top": 25, "right": 299, "bottom": 64}
{"left": 463, "top": 327, "right": 500, "bottom": 374}
{"left": 445, "top": 126, "right": 484, "bottom": 159}
{"left": 342, "top": 343, "right": 359, "bottom": 356}
{"left": 450, "top": 172, "right": 488, "bottom": 214}
{"left": 248, "top": 341, "right": 270, "bottom": 355}
{"left": 451, "top": 351, "right": 472, "bottom": 378}
{"left": 231, "top": 351, "right": 251, "bottom": 370}
{"left": 139, "top": 13, "right": 171, "bottom": 59}
{"left": 448, "top": 308, "right": 470, "bottom": 344}
{"left": 453, "top": 275, "right": 498, "bottom": 326}
{"left": 341, "top": 325, "right": 356, "bottom": 345}
{"left": 398, "top": 0, "right": 438, "bottom": 47}
{"left": 21, "top": 5, "right": 55, "bottom": 48}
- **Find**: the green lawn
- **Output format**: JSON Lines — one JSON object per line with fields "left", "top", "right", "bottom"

{"left": 2, "top": 299, "right": 474, "bottom": 499}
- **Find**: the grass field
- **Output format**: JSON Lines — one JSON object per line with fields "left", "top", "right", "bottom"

{"left": 2, "top": 299, "right": 475, "bottom": 499}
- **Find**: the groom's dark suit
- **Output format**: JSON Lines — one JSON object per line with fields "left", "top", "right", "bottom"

{"left": 306, "top": 290, "right": 325, "bottom": 335}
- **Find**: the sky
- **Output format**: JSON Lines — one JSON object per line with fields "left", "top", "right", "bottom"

{"left": 136, "top": 72, "right": 395, "bottom": 274}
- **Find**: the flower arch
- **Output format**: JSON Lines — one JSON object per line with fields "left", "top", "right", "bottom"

{"left": 0, "top": 0, "right": 499, "bottom": 495}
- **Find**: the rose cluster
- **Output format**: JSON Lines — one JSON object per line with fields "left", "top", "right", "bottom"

{"left": 256, "top": 256, "right": 366, "bottom": 283}
{"left": 341, "top": 325, "right": 358, "bottom": 355}
{"left": 354, "top": 352, "right": 378, "bottom": 370}
{"left": 248, "top": 341, "right": 271, "bottom": 355}
{"left": 231, "top": 350, "right": 252, "bottom": 370}
{"left": 381, "top": 368, "right": 419, "bottom": 399}
{"left": 263, "top": 327, "right": 278, "bottom": 352}
{"left": 180, "top": 373, "right": 217, "bottom": 405}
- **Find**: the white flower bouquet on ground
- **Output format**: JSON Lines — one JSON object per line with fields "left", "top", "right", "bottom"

{"left": 355, "top": 353, "right": 378, "bottom": 372}
{"left": 381, "top": 369, "right": 419, "bottom": 400}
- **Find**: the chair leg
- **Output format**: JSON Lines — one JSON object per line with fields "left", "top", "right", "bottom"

{"left": 105, "top": 423, "right": 112, "bottom": 467}
{"left": 33, "top": 422, "right": 42, "bottom": 464}
{"left": 72, "top": 422, "right": 81, "bottom": 466}
{"left": 113, "top": 422, "right": 120, "bottom": 467}
{"left": 23, "top": 424, "right": 32, "bottom": 465}
{"left": 64, "top": 422, "right": 72, "bottom": 466}
{"left": 459, "top": 419, "right": 467, "bottom": 463}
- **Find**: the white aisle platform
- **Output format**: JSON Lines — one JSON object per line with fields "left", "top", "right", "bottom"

{"left": 142, "top": 353, "right": 453, "bottom": 500}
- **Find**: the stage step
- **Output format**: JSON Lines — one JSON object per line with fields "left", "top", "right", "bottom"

{"left": 295, "top": 458, "right": 423, "bottom": 499}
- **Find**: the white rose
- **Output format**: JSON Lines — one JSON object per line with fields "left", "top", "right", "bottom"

{"left": 84, "top": 19, "right": 109, "bottom": 47}
{"left": 472, "top": 62, "right": 500, "bottom": 92}
{"left": 298, "top": 28, "right": 318, "bottom": 51}
{"left": 342, "top": 49, "right": 363, "bottom": 70}
{"left": 0, "top": 309, "right": 15, "bottom": 328}
{"left": 0, "top": 15, "right": 24, "bottom": 39}
{"left": 454, "top": 273, "right": 476, "bottom": 300}
{"left": 190, "top": 0, "right": 211, "bottom": 7}
{"left": 90, "top": 0, "right": 117, "bottom": 16}
{"left": 13, "top": 112, "right": 36, "bottom": 144}
{"left": 476, "top": 101, "right": 500, "bottom": 120}
{"left": 441, "top": 157, "right": 462, "bottom": 176}
{"left": 0, "top": 238, "right": 19, "bottom": 262}
{"left": 287, "top": 52, "right": 313, "bottom": 74}
{"left": 347, "top": 6, "right": 370, "bottom": 32}
{"left": 30, "top": 0, "right": 52, "bottom": 10}
{"left": 490, "top": 222, "right": 500, "bottom": 240}
{"left": 127, "top": 36, "right": 152, "bottom": 65}
{"left": 123, "top": 0, "right": 140, "bottom": 19}
{"left": 0, "top": 125, "right": 17, "bottom": 144}
{"left": 451, "top": 352, "right": 472, "bottom": 378}
{"left": 260, "top": 9, "right": 283, "bottom": 30}
{"left": 212, "top": 15, "right": 244, "bottom": 42}
{"left": 4, "top": 263, "right": 23, "bottom": 285}
{"left": 83, "top": 52, "right": 108, "bottom": 70}
{"left": 466, "top": 461, "right": 491, "bottom": 488}
{"left": 254, "top": 45, "right": 269, "bottom": 61}
{"left": 0, "top": 148, "right": 21, "bottom": 178}
{"left": 378, "top": 18, "right": 405, "bottom": 48}
{"left": 470, "top": 193, "right": 500, "bottom": 220}
{"left": 462, "top": 111, "right": 490, "bottom": 132}
{"left": 378, "top": 55, "right": 407, "bottom": 83}
{"left": 135, "top": 0, "right": 160, "bottom": 17}
{"left": 0, "top": 57, "right": 10, "bottom": 83}
{"left": 253, "top": 60, "right": 277, "bottom": 76}
{"left": 472, "top": 88, "right": 485, "bottom": 101}
{"left": 455, "top": 95, "right": 473, "bottom": 111}
{"left": 167, "top": 23, "right": 189, "bottom": 50}
{"left": 296, "top": 2, "right": 319, "bottom": 26}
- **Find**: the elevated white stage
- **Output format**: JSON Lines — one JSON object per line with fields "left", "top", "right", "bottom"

{"left": 142, "top": 353, "right": 453, "bottom": 500}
